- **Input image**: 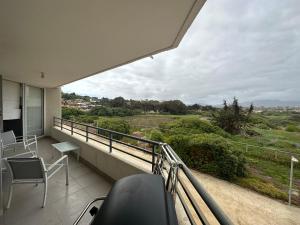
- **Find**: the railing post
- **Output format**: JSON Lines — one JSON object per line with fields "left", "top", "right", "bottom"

{"left": 86, "top": 126, "right": 89, "bottom": 142}
{"left": 152, "top": 144, "right": 156, "bottom": 172}
{"left": 71, "top": 121, "right": 74, "bottom": 135}
{"left": 109, "top": 133, "right": 112, "bottom": 153}
{"left": 53, "top": 117, "right": 55, "bottom": 127}
{"left": 61, "top": 118, "right": 63, "bottom": 130}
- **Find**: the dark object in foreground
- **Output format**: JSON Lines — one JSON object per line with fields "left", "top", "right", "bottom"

{"left": 74, "top": 174, "right": 178, "bottom": 225}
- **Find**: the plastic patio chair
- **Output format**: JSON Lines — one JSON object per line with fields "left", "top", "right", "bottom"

{"left": 4, "top": 155, "right": 69, "bottom": 208}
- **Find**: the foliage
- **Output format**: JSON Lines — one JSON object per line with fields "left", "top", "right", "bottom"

{"left": 286, "top": 124, "right": 300, "bottom": 132}
{"left": 159, "top": 117, "right": 229, "bottom": 137}
{"left": 237, "top": 177, "right": 287, "bottom": 200}
{"left": 111, "top": 97, "right": 126, "bottom": 107}
{"left": 159, "top": 100, "right": 188, "bottom": 115}
{"left": 212, "top": 98, "right": 253, "bottom": 134}
{"left": 148, "top": 129, "right": 164, "bottom": 142}
{"left": 249, "top": 114, "right": 277, "bottom": 129}
{"left": 62, "top": 107, "right": 85, "bottom": 120}
{"left": 95, "top": 118, "right": 130, "bottom": 140}
{"left": 89, "top": 106, "right": 141, "bottom": 117}
{"left": 62, "top": 92, "right": 190, "bottom": 114}
{"left": 168, "top": 134, "right": 246, "bottom": 180}
{"left": 76, "top": 115, "right": 98, "bottom": 124}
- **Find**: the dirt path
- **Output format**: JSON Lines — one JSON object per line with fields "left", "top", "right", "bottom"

{"left": 192, "top": 171, "right": 300, "bottom": 225}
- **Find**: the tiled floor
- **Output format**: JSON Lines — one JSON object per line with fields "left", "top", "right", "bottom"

{"left": 1, "top": 137, "right": 113, "bottom": 225}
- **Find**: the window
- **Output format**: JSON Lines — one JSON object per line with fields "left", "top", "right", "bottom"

{"left": 25, "top": 86, "right": 44, "bottom": 136}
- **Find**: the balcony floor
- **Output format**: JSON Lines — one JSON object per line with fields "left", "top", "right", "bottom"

{"left": 1, "top": 137, "right": 113, "bottom": 225}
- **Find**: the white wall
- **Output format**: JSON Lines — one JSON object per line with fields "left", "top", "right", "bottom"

{"left": 44, "top": 87, "right": 61, "bottom": 136}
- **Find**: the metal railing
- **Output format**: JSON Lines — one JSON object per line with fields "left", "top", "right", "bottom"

{"left": 53, "top": 117, "right": 233, "bottom": 225}
{"left": 155, "top": 144, "right": 233, "bottom": 225}
{"left": 53, "top": 117, "right": 160, "bottom": 171}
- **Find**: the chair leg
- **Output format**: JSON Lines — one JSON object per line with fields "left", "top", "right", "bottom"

{"left": 65, "top": 157, "right": 69, "bottom": 186}
{"left": 42, "top": 180, "right": 48, "bottom": 208}
{"left": 6, "top": 184, "right": 13, "bottom": 209}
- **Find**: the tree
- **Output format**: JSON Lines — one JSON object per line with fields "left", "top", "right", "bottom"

{"left": 111, "top": 97, "right": 126, "bottom": 107}
{"left": 212, "top": 98, "right": 253, "bottom": 134}
{"left": 159, "top": 100, "right": 187, "bottom": 115}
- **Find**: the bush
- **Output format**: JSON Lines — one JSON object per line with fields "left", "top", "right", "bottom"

{"left": 148, "top": 129, "right": 164, "bottom": 142}
{"left": 160, "top": 117, "right": 229, "bottom": 137}
{"left": 95, "top": 118, "right": 130, "bottom": 140}
{"left": 286, "top": 125, "right": 300, "bottom": 132}
{"left": 249, "top": 115, "right": 277, "bottom": 129}
{"left": 168, "top": 134, "right": 246, "bottom": 180}
{"left": 77, "top": 115, "right": 98, "bottom": 124}
{"left": 89, "top": 106, "right": 141, "bottom": 117}
{"left": 62, "top": 107, "right": 85, "bottom": 120}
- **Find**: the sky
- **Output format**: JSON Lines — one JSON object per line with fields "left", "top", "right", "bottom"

{"left": 62, "top": 0, "right": 300, "bottom": 105}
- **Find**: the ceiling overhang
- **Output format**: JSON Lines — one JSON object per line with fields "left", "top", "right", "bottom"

{"left": 0, "top": 0, "right": 206, "bottom": 88}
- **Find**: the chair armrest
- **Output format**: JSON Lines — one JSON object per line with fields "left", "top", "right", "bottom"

{"left": 6, "top": 151, "right": 36, "bottom": 158}
{"left": 15, "top": 135, "right": 36, "bottom": 139}
{"left": 16, "top": 135, "right": 37, "bottom": 142}
{"left": 47, "top": 155, "right": 68, "bottom": 172}
{"left": 2, "top": 142, "right": 23, "bottom": 149}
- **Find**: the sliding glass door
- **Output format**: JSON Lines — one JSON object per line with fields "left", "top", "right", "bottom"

{"left": 25, "top": 86, "right": 44, "bottom": 136}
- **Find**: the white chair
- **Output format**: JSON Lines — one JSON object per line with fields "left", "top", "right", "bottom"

{"left": 0, "top": 130, "right": 38, "bottom": 157}
{"left": 4, "top": 155, "right": 69, "bottom": 208}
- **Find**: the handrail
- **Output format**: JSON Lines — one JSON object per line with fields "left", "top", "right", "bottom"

{"left": 54, "top": 117, "right": 160, "bottom": 145}
{"left": 53, "top": 117, "right": 233, "bottom": 225}
{"left": 160, "top": 144, "right": 233, "bottom": 225}
{"left": 54, "top": 117, "right": 160, "bottom": 171}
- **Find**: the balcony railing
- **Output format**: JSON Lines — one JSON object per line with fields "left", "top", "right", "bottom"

{"left": 53, "top": 117, "right": 233, "bottom": 225}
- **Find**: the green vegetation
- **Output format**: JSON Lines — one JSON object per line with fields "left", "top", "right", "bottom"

{"left": 90, "top": 106, "right": 141, "bottom": 117}
{"left": 62, "top": 93, "right": 300, "bottom": 205}
{"left": 62, "top": 92, "right": 210, "bottom": 115}
{"left": 168, "top": 134, "right": 246, "bottom": 180}
{"left": 286, "top": 124, "right": 300, "bottom": 132}
{"left": 95, "top": 118, "right": 130, "bottom": 140}
{"left": 212, "top": 98, "right": 253, "bottom": 134}
{"left": 62, "top": 107, "right": 85, "bottom": 120}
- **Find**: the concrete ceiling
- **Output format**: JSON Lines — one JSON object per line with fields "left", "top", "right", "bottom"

{"left": 0, "top": 0, "right": 206, "bottom": 88}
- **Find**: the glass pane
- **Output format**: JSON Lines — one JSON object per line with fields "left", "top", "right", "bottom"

{"left": 26, "top": 86, "right": 43, "bottom": 136}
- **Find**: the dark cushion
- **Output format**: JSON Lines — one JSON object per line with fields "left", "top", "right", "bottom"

{"left": 91, "top": 174, "right": 178, "bottom": 225}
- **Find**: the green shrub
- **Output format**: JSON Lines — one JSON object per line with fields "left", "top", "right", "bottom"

{"left": 62, "top": 107, "right": 85, "bottom": 120}
{"left": 95, "top": 118, "right": 130, "bottom": 140}
{"left": 168, "top": 134, "right": 246, "bottom": 180}
{"left": 148, "top": 129, "right": 164, "bottom": 142}
{"left": 249, "top": 114, "right": 277, "bottom": 129}
{"left": 77, "top": 115, "right": 98, "bottom": 124}
{"left": 237, "top": 177, "right": 287, "bottom": 200}
{"left": 286, "top": 125, "right": 300, "bottom": 132}
{"left": 160, "top": 117, "right": 229, "bottom": 137}
{"left": 89, "top": 106, "right": 141, "bottom": 117}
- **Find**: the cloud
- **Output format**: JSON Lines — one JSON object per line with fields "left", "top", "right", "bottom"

{"left": 62, "top": 0, "right": 300, "bottom": 105}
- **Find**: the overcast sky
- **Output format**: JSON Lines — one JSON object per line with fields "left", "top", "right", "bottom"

{"left": 62, "top": 0, "right": 300, "bottom": 105}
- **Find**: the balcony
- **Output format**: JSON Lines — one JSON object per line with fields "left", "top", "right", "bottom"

{"left": 1, "top": 117, "right": 233, "bottom": 225}
{"left": 1, "top": 137, "right": 112, "bottom": 225}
